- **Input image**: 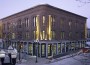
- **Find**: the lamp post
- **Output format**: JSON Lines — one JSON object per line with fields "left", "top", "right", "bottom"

{"left": 35, "top": 40, "right": 38, "bottom": 63}
{"left": 18, "top": 42, "right": 22, "bottom": 62}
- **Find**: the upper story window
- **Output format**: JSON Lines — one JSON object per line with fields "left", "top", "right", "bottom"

{"left": 33, "top": 16, "right": 36, "bottom": 27}
{"left": 17, "top": 19, "right": 22, "bottom": 28}
{"left": 12, "top": 33, "right": 15, "bottom": 39}
{"left": 3, "top": 23, "right": 6, "bottom": 30}
{"left": 52, "top": 31, "right": 55, "bottom": 39}
{"left": 12, "top": 22, "right": 17, "bottom": 29}
{"left": 75, "top": 21, "right": 78, "bottom": 28}
{"left": 69, "top": 20, "right": 72, "bottom": 29}
{"left": 61, "top": 31, "right": 65, "bottom": 39}
{"left": 60, "top": 19, "right": 64, "bottom": 28}
{"left": 3, "top": 33, "right": 6, "bottom": 39}
{"left": 25, "top": 18, "right": 29, "bottom": 27}
{"left": 51, "top": 16, "right": 55, "bottom": 27}
{"left": 43, "top": 16, "right": 45, "bottom": 26}
{"left": 17, "top": 31, "right": 22, "bottom": 40}
{"left": 25, "top": 32, "right": 30, "bottom": 40}
{"left": 7, "top": 22, "right": 10, "bottom": 30}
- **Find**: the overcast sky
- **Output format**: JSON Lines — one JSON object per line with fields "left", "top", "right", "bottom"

{"left": 0, "top": 0, "right": 90, "bottom": 28}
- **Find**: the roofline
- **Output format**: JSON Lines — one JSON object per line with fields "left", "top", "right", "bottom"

{"left": 44, "top": 4, "right": 87, "bottom": 19}
{"left": 1, "top": 4, "right": 87, "bottom": 20}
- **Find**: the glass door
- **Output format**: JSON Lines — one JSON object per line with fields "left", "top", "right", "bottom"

{"left": 48, "top": 44, "right": 52, "bottom": 56}
{"left": 41, "top": 44, "right": 46, "bottom": 57}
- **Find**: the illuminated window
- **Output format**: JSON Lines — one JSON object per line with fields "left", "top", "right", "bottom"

{"left": 69, "top": 21, "right": 71, "bottom": 26}
{"left": 47, "top": 15, "right": 55, "bottom": 40}
{"left": 35, "top": 15, "right": 40, "bottom": 40}
{"left": 33, "top": 16, "right": 36, "bottom": 27}
{"left": 48, "top": 15, "right": 52, "bottom": 40}
{"left": 53, "top": 44, "right": 56, "bottom": 55}
{"left": 28, "top": 44, "right": 33, "bottom": 55}
{"left": 48, "top": 44, "right": 51, "bottom": 55}
{"left": 41, "top": 44, "right": 45, "bottom": 56}
{"left": 33, "top": 15, "right": 39, "bottom": 40}
{"left": 43, "top": 16, "right": 45, "bottom": 26}
{"left": 69, "top": 20, "right": 72, "bottom": 29}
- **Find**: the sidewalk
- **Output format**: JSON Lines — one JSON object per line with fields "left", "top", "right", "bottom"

{"left": 16, "top": 52, "right": 90, "bottom": 65}
{"left": 16, "top": 56, "right": 49, "bottom": 65}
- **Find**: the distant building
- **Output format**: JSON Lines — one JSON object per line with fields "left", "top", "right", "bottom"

{"left": 1, "top": 4, "right": 87, "bottom": 57}
{"left": 87, "top": 28, "right": 90, "bottom": 41}
{"left": 0, "top": 20, "right": 2, "bottom": 38}
{"left": 0, "top": 20, "right": 3, "bottom": 48}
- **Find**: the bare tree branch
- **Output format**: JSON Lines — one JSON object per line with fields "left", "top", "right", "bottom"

{"left": 76, "top": 0, "right": 90, "bottom": 3}
{"left": 75, "top": 0, "right": 90, "bottom": 7}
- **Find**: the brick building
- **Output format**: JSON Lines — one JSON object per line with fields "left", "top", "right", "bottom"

{"left": 87, "top": 28, "right": 90, "bottom": 41}
{"left": 0, "top": 20, "right": 3, "bottom": 48}
{"left": 1, "top": 4, "right": 87, "bottom": 57}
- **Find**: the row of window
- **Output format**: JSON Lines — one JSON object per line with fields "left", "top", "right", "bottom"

{"left": 3, "top": 31, "right": 84, "bottom": 40}
{"left": 2, "top": 15, "right": 85, "bottom": 40}
{"left": 23, "top": 42, "right": 85, "bottom": 55}
{"left": 3, "top": 15, "right": 84, "bottom": 31}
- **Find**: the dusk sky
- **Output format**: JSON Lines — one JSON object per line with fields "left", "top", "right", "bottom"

{"left": 0, "top": 0, "right": 90, "bottom": 28}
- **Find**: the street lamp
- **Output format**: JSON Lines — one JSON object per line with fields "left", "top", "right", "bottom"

{"left": 18, "top": 42, "right": 22, "bottom": 62}
{"left": 35, "top": 40, "right": 38, "bottom": 63}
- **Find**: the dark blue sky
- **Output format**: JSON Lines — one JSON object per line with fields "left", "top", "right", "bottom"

{"left": 0, "top": 0, "right": 90, "bottom": 28}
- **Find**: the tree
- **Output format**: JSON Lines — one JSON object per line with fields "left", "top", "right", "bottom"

{"left": 76, "top": 0, "right": 90, "bottom": 4}
{"left": 76, "top": 0, "right": 90, "bottom": 7}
